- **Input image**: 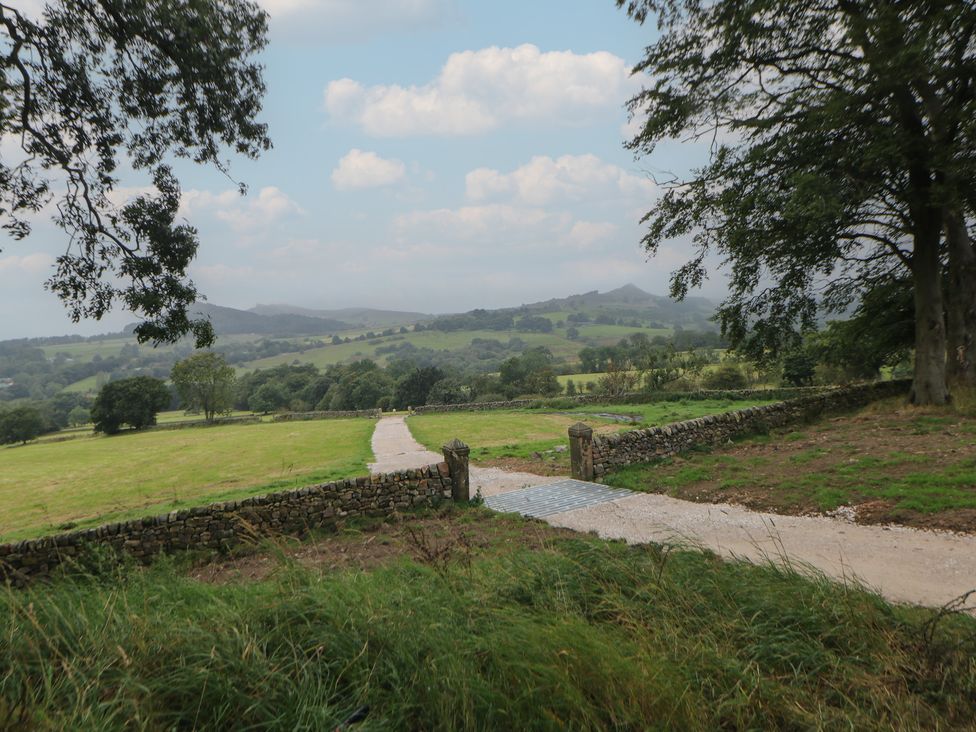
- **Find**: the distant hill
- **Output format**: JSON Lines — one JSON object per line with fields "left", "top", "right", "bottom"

{"left": 519, "top": 283, "right": 716, "bottom": 329}
{"left": 250, "top": 304, "right": 430, "bottom": 329}
{"left": 178, "top": 303, "right": 351, "bottom": 336}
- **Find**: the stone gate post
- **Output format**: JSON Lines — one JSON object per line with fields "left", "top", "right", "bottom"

{"left": 568, "top": 422, "right": 593, "bottom": 481}
{"left": 442, "top": 438, "right": 471, "bottom": 502}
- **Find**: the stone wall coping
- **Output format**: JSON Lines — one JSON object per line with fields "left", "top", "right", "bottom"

{"left": 0, "top": 461, "right": 450, "bottom": 557}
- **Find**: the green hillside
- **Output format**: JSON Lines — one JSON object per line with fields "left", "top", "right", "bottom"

{"left": 242, "top": 323, "right": 672, "bottom": 370}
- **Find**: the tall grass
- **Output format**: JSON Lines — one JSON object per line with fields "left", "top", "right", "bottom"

{"left": 2, "top": 527, "right": 973, "bottom": 730}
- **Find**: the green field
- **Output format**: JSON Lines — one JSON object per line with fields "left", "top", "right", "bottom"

{"left": 3, "top": 508, "right": 972, "bottom": 729}
{"left": 407, "top": 411, "right": 619, "bottom": 464}
{"left": 153, "top": 409, "right": 262, "bottom": 424}
{"left": 556, "top": 371, "right": 624, "bottom": 388}
{"left": 407, "top": 399, "right": 776, "bottom": 466}
{"left": 602, "top": 403, "right": 976, "bottom": 530}
{"left": 0, "top": 419, "right": 375, "bottom": 542}
{"left": 243, "top": 324, "right": 672, "bottom": 371}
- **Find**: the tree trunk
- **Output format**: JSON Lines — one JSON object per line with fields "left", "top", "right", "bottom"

{"left": 910, "top": 220, "right": 949, "bottom": 405}
{"left": 944, "top": 208, "right": 976, "bottom": 386}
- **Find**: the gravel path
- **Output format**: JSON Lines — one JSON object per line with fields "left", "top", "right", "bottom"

{"left": 548, "top": 494, "right": 976, "bottom": 609}
{"left": 368, "top": 415, "right": 564, "bottom": 497}
{"left": 368, "top": 416, "right": 976, "bottom": 609}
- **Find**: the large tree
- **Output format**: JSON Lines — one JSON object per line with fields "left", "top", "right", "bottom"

{"left": 171, "top": 352, "right": 236, "bottom": 422}
{"left": 618, "top": 0, "right": 976, "bottom": 404}
{"left": 0, "top": 405, "right": 45, "bottom": 444}
{"left": 91, "top": 375, "right": 170, "bottom": 434}
{"left": 0, "top": 1, "right": 270, "bottom": 346}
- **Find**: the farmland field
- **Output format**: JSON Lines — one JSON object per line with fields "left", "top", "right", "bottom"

{"left": 0, "top": 419, "right": 375, "bottom": 542}
{"left": 603, "top": 399, "right": 976, "bottom": 532}
{"left": 242, "top": 323, "right": 672, "bottom": 371}
{"left": 407, "top": 398, "right": 777, "bottom": 471}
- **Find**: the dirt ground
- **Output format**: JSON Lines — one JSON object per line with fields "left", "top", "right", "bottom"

{"left": 607, "top": 403, "right": 976, "bottom": 533}
{"left": 188, "top": 508, "right": 571, "bottom": 584}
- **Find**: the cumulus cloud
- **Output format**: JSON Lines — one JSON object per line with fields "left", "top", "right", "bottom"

{"left": 181, "top": 187, "right": 303, "bottom": 232}
{"left": 466, "top": 154, "right": 656, "bottom": 206}
{"left": 568, "top": 221, "right": 618, "bottom": 249}
{"left": 331, "top": 149, "right": 406, "bottom": 190}
{"left": 393, "top": 204, "right": 569, "bottom": 248}
{"left": 257, "top": 0, "right": 457, "bottom": 41}
{"left": 0, "top": 253, "right": 54, "bottom": 275}
{"left": 324, "top": 44, "right": 634, "bottom": 136}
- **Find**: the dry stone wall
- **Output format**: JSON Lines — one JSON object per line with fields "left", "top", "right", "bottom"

{"left": 410, "top": 386, "right": 828, "bottom": 415}
{"left": 0, "top": 463, "right": 454, "bottom": 586}
{"left": 588, "top": 380, "right": 911, "bottom": 478}
{"left": 273, "top": 409, "right": 381, "bottom": 422}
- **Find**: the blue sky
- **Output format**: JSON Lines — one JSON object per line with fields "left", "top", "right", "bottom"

{"left": 2, "top": 0, "right": 720, "bottom": 339}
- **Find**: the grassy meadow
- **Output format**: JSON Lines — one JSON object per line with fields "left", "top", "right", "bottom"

{"left": 2, "top": 507, "right": 972, "bottom": 729}
{"left": 0, "top": 419, "right": 375, "bottom": 542}
{"left": 407, "top": 399, "right": 777, "bottom": 468}
{"left": 243, "top": 323, "right": 672, "bottom": 371}
{"left": 603, "top": 399, "right": 976, "bottom": 531}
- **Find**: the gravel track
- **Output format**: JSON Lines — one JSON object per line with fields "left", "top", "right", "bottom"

{"left": 369, "top": 416, "right": 976, "bottom": 609}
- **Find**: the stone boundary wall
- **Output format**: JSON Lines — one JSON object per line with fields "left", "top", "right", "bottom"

{"left": 147, "top": 415, "right": 263, "bottom": 431}
{"left": 0, "top": 463, "right": 455, "bottom": 586}
{"left": 409, "top": 386, "right": 829, "bottom": 415}
{"left": 585, "top": 380, "right": 911, "bottom": 478}
{"left": 273, "top": 409, "right": 381, "bottom": 422}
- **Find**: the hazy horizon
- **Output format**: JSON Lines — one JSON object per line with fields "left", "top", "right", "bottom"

{"left": 2, "top": 1, "right": 727, "bottom": 341}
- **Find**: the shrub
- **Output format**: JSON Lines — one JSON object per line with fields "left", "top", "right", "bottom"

{"left": 703, "top": 364, "right": 748, "bottom": 390}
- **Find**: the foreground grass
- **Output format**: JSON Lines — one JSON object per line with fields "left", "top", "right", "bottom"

{"left": 0, "top": 419, "right": 375, "bottom": 543}
{"left": 603, "top": 400, "right": 976, "bottom": 531}
{"left": 408, "top": 399, "right": 776, "bottom": 470}
{"left": 1, "top": 510, "right": 973, "bottom": 729}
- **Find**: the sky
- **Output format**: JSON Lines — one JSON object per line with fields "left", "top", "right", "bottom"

{"left": 1, "top": 0, "right": 721, "bottom": 340}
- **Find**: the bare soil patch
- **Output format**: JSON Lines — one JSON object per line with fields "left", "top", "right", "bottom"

{"left": 603, "top": 403, "right": 976, "bottom": 533}
{"left": 188, "top": 506, "right": 574, "bottom": 584}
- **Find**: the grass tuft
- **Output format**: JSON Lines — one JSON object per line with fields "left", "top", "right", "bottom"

{"left": 2, "top": 524, "right": 973, "bottom": 730}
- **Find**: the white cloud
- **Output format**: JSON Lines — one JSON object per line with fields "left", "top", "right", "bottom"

{"left": 180, "top": 187, "right": 302, "bottom": 232}
{"left": 568, "top": 221, "right": 618, "bottom": 249}
{"left": 10, "top": 0, "right": 45, "bottom": 19}
{"left": 324, "top": 44, "right": 634, "bottom": 136}
{"left": 257, "top": 0, "right": 457, "bottom": 41}
{"left": 466, "top": 154, "right": 656, "bottom": 206}
{"left": 331, "top": 149, "right": 406, "bottom": 190}
{"left": 394, "top": 204, "right": 568, "bottom": 248}
{"left": 0, "top": 253, "right": 54, "bottom": 275}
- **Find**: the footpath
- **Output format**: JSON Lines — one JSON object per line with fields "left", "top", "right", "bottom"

{"left": 369, "top": 416, "right": 976, "bottom": 610}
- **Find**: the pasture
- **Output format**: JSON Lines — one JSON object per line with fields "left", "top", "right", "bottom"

{"left": 0, "top": 418, "right": 375, "bottom": 542}
{"left": 603, "top": 400, "right": 976, "bottom": 532}
{"left": 242, "top": 323, "right": 672, "bottom": 371}
{"left": 407, "top": 398, "right": 777, "bottom": 470}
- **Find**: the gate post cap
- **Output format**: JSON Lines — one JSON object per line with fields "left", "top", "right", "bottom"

{"left": 568, "top": 422, "right": 593, "bottom": 437}
{"left": 442, "top": 437, "right": 470, "bottom": 454}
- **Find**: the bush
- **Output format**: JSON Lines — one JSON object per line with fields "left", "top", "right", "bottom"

{"left": 703, "top": 364, "right": 748, "bottom": 390}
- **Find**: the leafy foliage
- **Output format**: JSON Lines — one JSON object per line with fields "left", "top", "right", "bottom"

{"left": 0, "top": 405, "right": 45, "bottom": 444}
{"left": 171, "top": 353, "right": 236, "bottom": 422}
{"left": 0, "top": 0, "right": 270, "bottom": 344}
{"left": 619, "top": 0, "right": 976, "bottom": 402}
{"left": 90, "top": 376, "right": 170, "bottom": 434}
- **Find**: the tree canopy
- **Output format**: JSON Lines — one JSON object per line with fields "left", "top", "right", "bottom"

{"left": 0, "top": 405, "right": 45, "bottom": 444}
{"left": 171, "top": 352, "right": 236, "bottom": 422}
{"left": 91, "top": 376, "right": 170, "bottom": 434}
{"left": 0, "top": 1, "right": 270, "bottom": 346}
{"left": 619, "top": 0, "right": 976, "bottom": 404}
